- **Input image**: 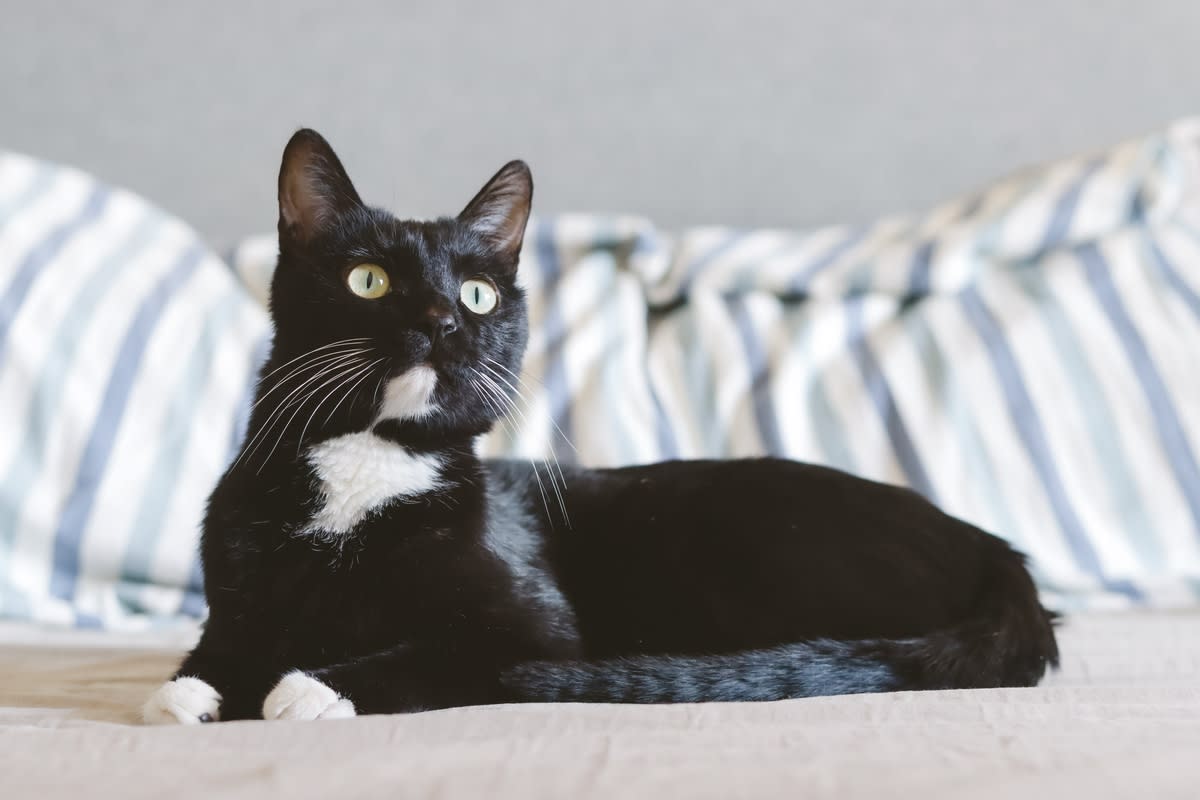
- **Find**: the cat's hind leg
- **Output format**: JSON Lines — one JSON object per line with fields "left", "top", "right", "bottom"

{"left": 261, "top": 643, "right": 507, "bottom": 719}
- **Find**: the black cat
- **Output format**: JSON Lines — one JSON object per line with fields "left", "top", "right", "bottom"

{"left": 144, "top": 129, "right": 1058, "bottom": 723}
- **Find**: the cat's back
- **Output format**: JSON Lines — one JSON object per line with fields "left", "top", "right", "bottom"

{"left": 489, "top": 456, "right": 1002, "bottom": 653}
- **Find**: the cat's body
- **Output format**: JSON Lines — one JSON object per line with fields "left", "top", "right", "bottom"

{"left": 144, "top": 130, "right": 1058, "bottom": 724}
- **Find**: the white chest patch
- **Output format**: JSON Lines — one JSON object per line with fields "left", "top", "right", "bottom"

{"left": 379, "top": 365, "right": 438, "bottom": 420}
{"left": 303, "top": 431, "right": 443, "bottom": 537}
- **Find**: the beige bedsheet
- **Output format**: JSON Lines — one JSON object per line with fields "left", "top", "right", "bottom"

{"left": 2, "top": 612, "right": 1198, "bottom": 799}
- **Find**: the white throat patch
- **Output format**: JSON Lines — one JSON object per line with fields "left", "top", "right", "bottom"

{"left": 379, "top": 365, "right": 438, "bottom": 420}
{"left": 303, "top": 431, "right": 443, "bottom": 537}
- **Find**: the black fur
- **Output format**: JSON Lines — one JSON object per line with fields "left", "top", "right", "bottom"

{"left": 163, "top": 129, "right": 1059, "bottom": 721}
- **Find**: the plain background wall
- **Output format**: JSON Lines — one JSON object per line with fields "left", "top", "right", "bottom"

{"left": 3, "top": 1, "right": 1198, "bottom": 247}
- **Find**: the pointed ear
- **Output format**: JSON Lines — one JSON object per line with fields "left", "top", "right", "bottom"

{"left": 458, "top": 160, "right": 533, "bottom": 266}
{"left": 278, "top": 128, "right": 364, "bottom": 243}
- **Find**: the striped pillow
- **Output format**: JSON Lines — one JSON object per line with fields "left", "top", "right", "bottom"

{"left": 0, "top": 152, "right": 268, "bottom": 628}
{"left": 228, "top": 121, "right": 1200, "bottom": 612}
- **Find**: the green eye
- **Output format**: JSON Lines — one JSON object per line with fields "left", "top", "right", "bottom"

{"left": 346, "top": 263, "right": 390, "bottom": 299}
{"left": 460, "top": 278, "right": 498, "bottom": 314}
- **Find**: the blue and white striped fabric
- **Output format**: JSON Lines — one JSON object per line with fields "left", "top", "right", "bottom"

{"left": 0, "top": 152, "right": 269, "bottom": 628}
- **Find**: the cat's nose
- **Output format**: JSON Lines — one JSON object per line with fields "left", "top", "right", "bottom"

{"left": 424, "top": 306, "right": 458, "bottom": 342}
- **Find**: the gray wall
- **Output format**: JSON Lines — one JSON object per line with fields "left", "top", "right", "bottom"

{"left": 3, "top": 1, "right": 1198, "bottom": 247}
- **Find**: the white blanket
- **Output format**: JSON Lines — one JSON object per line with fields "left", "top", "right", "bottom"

{"left": 2, "top": 611, "right": 1198, "bottom": 799}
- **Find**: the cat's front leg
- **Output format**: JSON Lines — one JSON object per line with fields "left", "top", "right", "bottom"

{"left": 261, "top": 644, "right": 502, "bottom": 720}
{"left": 260, "top": 670, "right": 358, "bottom": 721}
{"left": 143, "top": 624, "right": 271, "bottom": 724}
{"left": 143, "top": 676, "right": 222, "bottom": 724}
{"left": 143, "top": 637, "right": 227, "bottom": 724}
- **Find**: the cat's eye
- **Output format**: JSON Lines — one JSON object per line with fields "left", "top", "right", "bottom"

{"left": 460, "top": 278, "right": 498, "bottom": 314}
{"left": 346, "top": 263, "right": 390, "bottom": 299}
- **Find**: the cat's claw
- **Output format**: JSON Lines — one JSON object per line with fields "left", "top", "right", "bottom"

{"left": 142, "top": 677, "right": 222, "bottom": 725}
{"left": 262, "top": 671, "right": 356, "bottom": 721}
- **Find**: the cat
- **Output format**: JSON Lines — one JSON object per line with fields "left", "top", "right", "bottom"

{"left": 143, "top": 129, "right": 1059, "bottom": 723}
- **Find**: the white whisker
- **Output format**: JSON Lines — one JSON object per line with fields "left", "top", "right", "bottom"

{"left": 254, "top": 337, "right": 371, "bottom": 388}
{"left": 258, "top": 358, "right": 376, "bottom": 472}
{"left": 485, "top": 358, "right": 578, "bottom": 455}
{"left": 295, "top": 358, "right": 386, "bottom": 456}
{"left": 248, "top": 347, "right": 372, "bottom": 416}
{"left": 480, "top": 361, "right": 575, "bottom": 525}
{"left": 232, "top": 348, "right": 371, "bottom": 469}
{"left": 322, "top": 358, "right": 386, "bottom": 428}
{"left": 234, "top": 352, "right": 367, "bottom": 469}
{"left": 475, "top": 368, "right": 571, "bottom": 529}
{"left": 371, "top": 366, "right": 389, "bottom": 409}
{"left": 240, "top": 352, "right": 369, "bottom": 469}
{"left": 471, "top": 371, "right": 554, "bottom": 527}
{"left": 480, "top": 361, "right": 575, "bottom": 527}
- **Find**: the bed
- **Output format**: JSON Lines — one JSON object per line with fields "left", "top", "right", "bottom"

{"left": 3, "top": 612, "right": 1199, "bottom": 798}
{"left": 2, "top": 83, "right": 1199, "bottom": 800}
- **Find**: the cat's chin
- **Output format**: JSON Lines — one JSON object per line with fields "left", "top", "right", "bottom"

{"left": 377, "top": 365, "right": 439, "bottom": 422}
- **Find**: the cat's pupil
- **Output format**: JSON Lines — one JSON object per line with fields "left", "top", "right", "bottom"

{"left": 365, "top": 273, "right": 374, "bottom": 289}
{"left": 474, "top": 286, "right": 480, "bottom": 304}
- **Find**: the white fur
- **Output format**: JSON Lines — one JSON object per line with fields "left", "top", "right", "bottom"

{"left": 262, "top": 671, "right": 356, "bottom": 721}
{"left": 304, "top": 431, "right": 443, "bottom": 536}
{"left": 378, "top": 365, "right": 437, "bottom": 420}
{"left": 142, "top": 677, "right": 221, "bottom": 725}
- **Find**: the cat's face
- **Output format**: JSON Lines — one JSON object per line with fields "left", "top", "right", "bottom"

{"left": 263, "top": 129, "right": 531, "bottom": 446}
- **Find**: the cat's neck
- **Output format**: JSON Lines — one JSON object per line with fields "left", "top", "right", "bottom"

{"left": 306, "top": 418, "right": 486, "bottom": 491}
{"left": 370, "top": 417, "right": 491, "bottom": 453}
{"left": 293, "top": 424, "right": 485, "bottom": 545}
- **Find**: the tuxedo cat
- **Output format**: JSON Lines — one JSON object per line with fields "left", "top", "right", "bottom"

{"left": 144, "top": 130, "right": 1058, "bottom": 723}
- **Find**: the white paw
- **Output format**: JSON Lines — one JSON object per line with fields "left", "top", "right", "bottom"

{"left": 142, "top": 677, "right": 221, "bottom": 725}
{"left": 262, "top": 671, "right": 356, "bottom": 721}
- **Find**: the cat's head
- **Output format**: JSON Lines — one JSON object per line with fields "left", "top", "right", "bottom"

{"left": 260, "top": 128, "right": 531, "bottom": 450}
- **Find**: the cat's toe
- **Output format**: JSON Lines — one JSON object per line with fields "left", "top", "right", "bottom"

{"left": 262, "top": 671, "right": 356, "bottom": 721}
{"left": 142, "top": 677, "right": 221, "bottom": 725}
{"left": 315, "top": 697, "right": 357, "bottom": 719}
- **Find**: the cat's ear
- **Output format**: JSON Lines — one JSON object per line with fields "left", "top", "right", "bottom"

{"left": 278, "top": 128, "right": 364, "bottom": 243}
{"left": 458, "top": 160, "right": 533, "bottom": 267}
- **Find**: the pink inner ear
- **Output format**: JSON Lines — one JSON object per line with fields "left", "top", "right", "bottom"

{"left": 459, "top": 162, "right": 532, "bottom": 260}
{"left": 468, "top": 205, "right": 523, "bottom": 251}
{"left": 281, "top": 158, "right": 345, "bottom": 239}
{"left": 277, "top": 130, "right": 364, "bottom": 242}
{"left": 281, "top": 169, "right": 323, "bottom": 233}
{"left": 280, "top": 171, "right": 314, "bottom": 230}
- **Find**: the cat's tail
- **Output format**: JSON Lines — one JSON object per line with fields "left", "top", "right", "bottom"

{"left": 499, "top": 550, "right": 1060, "bottom": 703}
